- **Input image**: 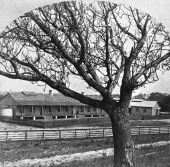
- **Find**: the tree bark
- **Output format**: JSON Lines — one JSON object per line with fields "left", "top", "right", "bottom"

{"left": 108, "top": 104, "right": 135, "bottom": 167}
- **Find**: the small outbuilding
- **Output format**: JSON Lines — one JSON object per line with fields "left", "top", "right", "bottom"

{"left": 129, "top": 99, "right": 160, "bottom": 116}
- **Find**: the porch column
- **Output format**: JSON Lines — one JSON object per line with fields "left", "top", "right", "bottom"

{"left": 73, "top": 107, "right": 76, "bottom": 118}
{"left": 21, "top": 106, "right": 23, "bottom": 119}
{"left": 83, "top": 106, "right": 85, "bottom": 117}
{"left": 50, "top": 106, "right": 52, "bottom": 115}
{"left": 31, "top": 106, "right": 34, "bottom": 116}
{"left": 41, "top": 106, "right": 43, "bottom": 115}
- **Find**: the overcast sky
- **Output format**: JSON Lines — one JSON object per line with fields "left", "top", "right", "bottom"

{"left": 0, "top": 0, "right": 170, "bottom": 95}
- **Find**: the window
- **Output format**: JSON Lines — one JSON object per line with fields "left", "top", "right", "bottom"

{"left": 129, "top": 108, "right": 132, "bottom": 114}
{"left": 31, "top": 106, "right": 34, "bottom": 113}
{"left": 40, "top": 110, "right": 43, "bottom": 115}
{"left": 156, "top": 109, "right": 159, "bottom": 115}
{"left": 49, "top": 107, "right": 52, "bottom": 113}
{"left": 81, "top": 106, "right": 84, "bottom": 112}
{"left": 136, "top": 108, "right": 139, "bottom": 112}
{"left": 65, "top": 106, "right": 68, "bottom": 112}
{"left": 87, "top": 107, "right": 91, "bottom": 112}
{"left": 20, "top": 107, "right": 23, "bottom": 114}
{"left": 143, "top": 108, "right": 147, "bottom": 113}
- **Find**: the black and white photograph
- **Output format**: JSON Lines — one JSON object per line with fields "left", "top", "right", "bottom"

{"left": 0, "top": 0, "right": 170, "bottom": 166}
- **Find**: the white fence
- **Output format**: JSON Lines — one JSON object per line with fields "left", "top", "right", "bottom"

{"left": 0, "top": 126, "right": 169, "bottom": 142}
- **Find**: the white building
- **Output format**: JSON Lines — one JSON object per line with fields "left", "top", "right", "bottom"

{"left": 129, "top": 99, "right": 160, "bottom": 116}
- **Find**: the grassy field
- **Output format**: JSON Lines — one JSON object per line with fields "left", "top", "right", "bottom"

{"left": 0, "top": 120, "right": 170, "bottom": 166}
{"left": 0, "top": 139, "right": 113, "bottom": 162}
{"left": 54, "top": 146, "right": 170, "bottom": 167}
{"left": 130, "top": 119, "right": 170, "bottom": 127}
{"left": 0, "top": 119, "right": 170, "bottom": 131}
{"left": 0, "top": 135, "right": 170, "bottom": 166}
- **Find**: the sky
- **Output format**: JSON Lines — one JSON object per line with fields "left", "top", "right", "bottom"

{"left": 0, "top": 0, "right": 170, "bottom": 95}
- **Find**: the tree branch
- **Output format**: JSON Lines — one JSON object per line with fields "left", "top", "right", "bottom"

{"left": 132, "top": 52, "right": 170, "bottom": 82}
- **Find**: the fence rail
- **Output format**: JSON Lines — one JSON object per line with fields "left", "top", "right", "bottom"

{"left": 0, "top": 126, "right": 170, "bottom": 142}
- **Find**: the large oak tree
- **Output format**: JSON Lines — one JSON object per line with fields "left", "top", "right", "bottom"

{"left": 0, "top": 1, "right": 170, "bottom": 167}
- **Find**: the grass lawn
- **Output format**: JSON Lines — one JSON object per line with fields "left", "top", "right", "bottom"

{"left": 1, "top": 119, "right": 170, "bottom": 130}
{"left": 0, "top": 139, "right": 114, "bottom": 162}
{"left": 77, "top": 119, "right": 170, "bottom": 128}
{"left": 0, "top": 135, "right": 170, "bottom": 167}
{"left": 0, "top": 119, "right": 170, "bottom": 166}
{"left": 130, "top": 119, "right": 170, "bottom": 127}
{"left": 54, "top": 146, "right": 170, "bottom": 167}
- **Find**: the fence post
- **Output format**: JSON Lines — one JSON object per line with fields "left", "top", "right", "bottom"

{"left": 168, "top": 126, "right": 170, "bottom": 134}
{"left": 25, "top": 131, "right": 28, "bottom": 141}
{"left": 159, "top": 127, "right": 161, "bottom": 134}
{"left": 75, "top": 129, "right": 77, "bottom": 139}
{"left": 42, "top": 130, "right": 45, "bottom": 140}
{"left": 149, "top": 128, "right": 151, "bottom": 135}
{"left": 6, "top": 131, "right": 8, "bottom": 142}
{"left": 89, "top": 129, "right": 91, "bottom": 138}
{"left": 103, "top": 128, "right": 105, "bottom": 138}
{"left": 138, "top": 127, "right": 140, "bottom": 135}
{"left": 59, "top": 130, "right": 61, "bottom": 140}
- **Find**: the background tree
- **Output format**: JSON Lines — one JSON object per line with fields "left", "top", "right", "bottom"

{"left": 0, "top": 1, "right": 170, "bottom": 167}
{"left": 148, "top": 92, "right": 170, "bottom": 112}
{"left": 133, "top": 93, "right": 147, "bottom": 99}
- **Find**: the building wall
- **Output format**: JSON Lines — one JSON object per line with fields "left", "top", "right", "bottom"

{"left": 22, "top": 106, "right": 32, "bottom": 116}
{"left": 43, "top": 106, "right": 51, "bottom": 116}
{"left": 1, "top": 101, "right": 106, "bottom": 119}
{"left": 0, "top": 94, "right": 18, "bottom": 109}
{"left": 54, "top": 106, "right": 74, "bottom": 117}
{"left": 33, "top": 106, "right": 42, "bottom": 116}
{"left": 51, "top": 106, "right": 60, "bottom": 116}
{"left": 0, "top": 94, "right": 18, "bottom": 117}
{"left": 83, "top": 106, "right": 103, "bottom": 116}
{"left": 152, "top": 103, "right": 160, "bottom": 116}
{"left": 15, "top": 106, "right": 42, "bottom": 117}
{"left": 131, "top": 107, "right": 153, "bottom": 116}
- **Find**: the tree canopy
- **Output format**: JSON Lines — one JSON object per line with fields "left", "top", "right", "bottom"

{"left": 0, "top": 1, "right": 170, "bottom": 106}
{"left": 1, "top": 2, "right": 170, "bottom": 166}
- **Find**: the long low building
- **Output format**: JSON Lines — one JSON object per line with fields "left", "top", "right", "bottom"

{"left": 0, "top": 91, "right": 104, "bottom": 120}
{"left": 0, "top": 91, "right": 160, "bottom": 120}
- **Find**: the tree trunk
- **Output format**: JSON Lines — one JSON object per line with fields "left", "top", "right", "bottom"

{"left": 108, "top": 105, "right": 135, "bottom": 167}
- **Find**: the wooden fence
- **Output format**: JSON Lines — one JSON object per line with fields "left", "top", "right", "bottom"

{"left": 0, "top": 126, "right": 170, "bottom": 142}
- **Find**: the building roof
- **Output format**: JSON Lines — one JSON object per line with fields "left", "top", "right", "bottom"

{"left": 130, "top": 100, "right": 159, "bottom": 108}
{"left": 6, "top": 92, "right": 86, "bottom": 106}
{"left": 54, "top": 94, "right": 87, "bottom": 106}
{"left": 1, "top": 92, "right": 159, "bottom": 108}
{"left": 6, "top": 92, "right": 119, "bottom": 106}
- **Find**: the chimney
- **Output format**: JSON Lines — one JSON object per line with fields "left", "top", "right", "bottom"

{"left": 49, "top": 90, "right": 53, "bottom": 96}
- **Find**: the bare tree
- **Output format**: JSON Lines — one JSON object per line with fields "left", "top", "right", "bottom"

{"left": 0, "top": 1, "right": 170, "bottom": 166}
